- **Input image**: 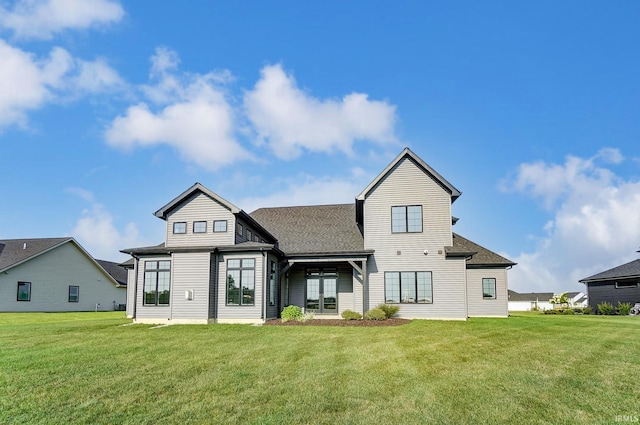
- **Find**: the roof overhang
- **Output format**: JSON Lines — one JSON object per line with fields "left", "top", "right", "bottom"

{"left": 153, "top": 182, "right": 241, "bottom": 219}
{"left": 580, "top": 274, "right": 640, "bottom": 284}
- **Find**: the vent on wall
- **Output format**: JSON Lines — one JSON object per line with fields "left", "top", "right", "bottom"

{"left": 185, "top": 290, "right": 194, "bottom": 300}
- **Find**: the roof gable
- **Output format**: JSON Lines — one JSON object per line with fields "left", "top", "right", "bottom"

{"left": 154, "top": 182, "right": 241, "bottom": 220}
{"left": 0, "top": 237, "right": 122, "bottom": 287}
{"left": 356, "top": 147, "right": 461, "bottom": 203}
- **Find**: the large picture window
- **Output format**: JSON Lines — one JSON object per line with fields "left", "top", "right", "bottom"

{"left": 227, "top": 258, "right": 255, "bottom": 306}
{"left": 17, "top": 282, "right": 31, "bottom": 301}
{"left": 385, "top": 271, "right": 432, "bottom": 303}
{"left": 391, "top": 205, "right": 422, "bottom": 233}
{"left": 143, "top": 261, "right": 171, "bottom": 306}
{"left": 482, "top": 278, "right": 496, "bottom": 299}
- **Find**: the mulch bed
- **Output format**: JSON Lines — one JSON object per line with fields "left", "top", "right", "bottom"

{"left": 263, "top": 318, "right": 412, "bottom": 327}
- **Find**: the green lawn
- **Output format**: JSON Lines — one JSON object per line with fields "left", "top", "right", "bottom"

{"left": 1, "top": 313, "right": 638, "bottom": 425}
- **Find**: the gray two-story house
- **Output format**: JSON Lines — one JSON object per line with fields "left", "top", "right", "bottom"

{"left": 122, "top": 148, "right": 515, "bottom": 324}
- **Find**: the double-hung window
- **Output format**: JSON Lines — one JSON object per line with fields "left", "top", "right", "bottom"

{"left": 143, "top": 261, "right": 171, "bottom": 306}
{"left": 482, "top": 278, "right": 496, "bottom": 299}
{"left": 391, "top": 205, "right": 422, "bottom": 233}
{"left": 68, "top": 285, "right": 79, "bottom": 302}
{"left": 385, "top": 271, "right": 432, "bottom": 303}
{"left": 227, "top": 259, "right": 255, "bottom": 306}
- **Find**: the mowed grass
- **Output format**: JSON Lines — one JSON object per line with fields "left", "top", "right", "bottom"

{"left": 1, "top": 313, "right": 639, "bottom": 425}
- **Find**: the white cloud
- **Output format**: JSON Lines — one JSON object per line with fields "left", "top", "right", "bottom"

{"left": 244, "top": 64, "right": 398, "bottom": 159}
{"left": 0, "top": 39, "right": 125, "bottom": 129}
{"left": 503, "top": 148, "right": 640, "bottom": 293}
{"left": 105, "top": 47, "right": 250, "bottom": 171}
{"left": 0, "top": 0, "right": 124, "bottom": 40}
{"left": 236, "top": 170, "right": 372, "bottom": 212}
{"left": 70, "top": 202, "right": 143, "bottom": 262}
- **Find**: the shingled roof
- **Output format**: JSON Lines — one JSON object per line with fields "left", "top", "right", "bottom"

{"left": 451, "top": 233, "right": 516, "bottom": 267}
{"left": 96, "top": 259, "right": 128, "bottom": 286}
{"left": 250, "top": 204, "right": 365, "bottom": 254}
{"left": 0, "top": 237, "right": 72, "bottom": 272}
{"left": 580, "top": 258, "right": 640, "bottom": 283}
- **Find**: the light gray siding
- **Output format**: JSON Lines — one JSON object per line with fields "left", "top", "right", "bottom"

{"left": 170, "top": 252, "right": 211, "bottom": 321}
{"left": 166, "top": 192, "right": 235, "bottom": 248}
{"left": 466, "top": 268, "right": 508, "bottom": 317}
{"left": 363, "top": 157, "right": 467, "bottom": 319}
{"left": 0, "top": 242, "right": 125, "bottom": 312}
{"left": 216, "top": 252, "right": 264, "bottom": 321}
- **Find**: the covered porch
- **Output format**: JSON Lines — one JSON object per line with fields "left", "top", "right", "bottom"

{"left": 280, "top": 252, "right": 372, "bottom": 317}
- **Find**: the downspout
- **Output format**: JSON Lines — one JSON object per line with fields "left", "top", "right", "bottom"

{"left": 133, "top": 255, "right": 139, "bottom": 320}
{"left": 261, "top": 249, "right": 267, "bottom": 321}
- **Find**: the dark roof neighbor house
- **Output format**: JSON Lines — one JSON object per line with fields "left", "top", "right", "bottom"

{"left": 0, "top": 238, "right": 126, "bottom": 312}
{"left": 580, "top": 253, "right": 640, "bottom": 312}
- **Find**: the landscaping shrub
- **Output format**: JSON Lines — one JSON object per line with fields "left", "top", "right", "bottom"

{"left": 543, "top": 309, "right": 559, "bottom": 315}
{"left": 301, "top": 313, "right": 315, "bottom": 322}
{"left": 341, "top": 310, "right": 362, "bottom": 320}
{"left": 582, "top": 305, "right": 593, "bottom": 315}
{"left": 597, "top": 302, "right": 615, "bottom": 315}
{"left": 562, "top": 308, "right": 574, "bottom": 315}
{"left": 281, "top": 305, "right": 304, "bottom": 322}
{"left": 376, "top": 304, "right": 399, "bottom": 319}
{"left": 364, "top": 308, "right": 387, "bottom": 321}
{"left": 617, "top": 302, "right": 632, "bottom": 316}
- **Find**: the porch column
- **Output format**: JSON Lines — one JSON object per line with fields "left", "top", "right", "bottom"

{"left": 362, "top": 259, "right": 368, "bottom": 313}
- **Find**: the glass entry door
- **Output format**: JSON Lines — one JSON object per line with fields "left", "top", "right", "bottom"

{"left": 306, "top": 269, "right": 338, "bottom": 314}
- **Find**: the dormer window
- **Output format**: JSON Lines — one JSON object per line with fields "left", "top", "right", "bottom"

{"left": 173, "top": 222, "right": 187, "bottom": 234}
{"left": 237, "top": 223, "right": 243, "bottom": 236}
{"left": 193, "top": 221, "right": 207, "bottom": 233}
{"left": 391, "top": 205, "right": 422, "bottom": 233}
{"left": 247, "top": 230, "right": 253, "bottom": 241}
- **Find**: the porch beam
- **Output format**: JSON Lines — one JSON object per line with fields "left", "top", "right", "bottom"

{"left": 348, "top": 260, "right": 363, "bottom": 275}
{"left": 287, "top": 257, "right": 368, "bottom": 263}
{"left": 281, "top": 261, "right": 295, "bottom": 275}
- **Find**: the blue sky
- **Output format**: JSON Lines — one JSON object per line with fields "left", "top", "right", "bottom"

{"left": 1, "top": 0, "right": 639, "bottom": 293}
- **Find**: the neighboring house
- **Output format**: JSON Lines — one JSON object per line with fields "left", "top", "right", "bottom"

{"left": 579, "top": 253, "right": 640, "bottom": 311}
{"left": 122, "top": 148, "right": 516, "bottom": 324}
{"left": 508, "top": 290, "right": 587, "bottom": 311}
{"left": 0, "top": 238, "right": 127, "bottom": 312}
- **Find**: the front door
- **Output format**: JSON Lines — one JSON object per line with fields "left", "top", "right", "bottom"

{"left": 306, "top": 268, "right": 338, "bottom": 314}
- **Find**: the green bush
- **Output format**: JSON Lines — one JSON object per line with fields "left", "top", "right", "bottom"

{"left": 582, "top": 305, "right": 593, "bottom": 315}
{"left": 341, "top": 310, "right": 362, "bottom": 320}
{"left": 562, "top": 308, "right": 574, "bottom": 315}
{"left": 597, "top": 302, "right": 615, "bottom": 315}
{"left": 364, "top": 308, "right": 387, "bottom": 321}
{"left": 617, "top": 302, "right": 632, "bottom": 316}
{"left": 376, "top": 304, "right": 399, "bottom": 319}
{"left": 281, "top": 305, "right": 304, "bottom": 322}
{"left": 543, "top": 309, "right": 559, "bottom": 315}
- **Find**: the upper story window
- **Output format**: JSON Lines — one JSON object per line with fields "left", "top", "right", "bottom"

{"left": 143, "top": 261, "right": 171, "bottom": 306}
{"left": 237, "top": 223, "right": 244, "bottom": 236}
{"left": 247, "top": 229, "right": 253, "bottom": 241}
{"left": 615, "top": 281, "right": 639, "bottom": 289}
{"left": 173, "top": 222, "right": 187, "bottom": 234}
{"left": 193, "top": 221, "right": 207, "bottom": 233}
{"left": 214, "top": 220, "right": 227, "bottom": 232}
{"left": 391, "top": 205, "right": 422, "bottom": 233}
{"left": 482, "top": 278, "right": 497, "bottom": 299}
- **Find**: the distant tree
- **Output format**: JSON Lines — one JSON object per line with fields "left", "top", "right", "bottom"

{"left": 549, "top": 292, "right": 570, "bottom": 309}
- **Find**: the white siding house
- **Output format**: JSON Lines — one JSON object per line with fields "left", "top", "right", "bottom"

{"left": 0, "top": 238, "right": 126, "bottom": 312}
{"left": 123, "top": 148, "right": 515, "bottom": 324}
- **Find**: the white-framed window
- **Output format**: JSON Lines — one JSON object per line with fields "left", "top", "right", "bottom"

{"left": 173, "top": 222, "right": 187, "bottom": 234}
{"left": 482, "top": 278, "right": 497, "bottom": 299}
{"left": 226, "top": 259, "right": 255, "bottom": 306}
{"left": 385, "top": 271, "right": 432, "bottom": 303}
{"left": 143, "top": 261, "right": 171, "bottom": 306}
{"left": 391, "top": 205, "right": 422, "bottom": 233}
{"left": 193, "top": 221, "right": 207, "bottom": 233}
{"left": 214, "top": 220, "right": 227, "bottom": 232}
